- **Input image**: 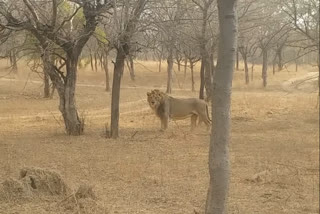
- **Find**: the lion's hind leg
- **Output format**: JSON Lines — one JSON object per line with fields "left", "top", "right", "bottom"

{"left": 191, "top": 114, "right": 198, "bottom": 130}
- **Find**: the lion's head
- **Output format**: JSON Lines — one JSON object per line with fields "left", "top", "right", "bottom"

{"left": 147, "top": 89, "right": 167, "bottom": 110}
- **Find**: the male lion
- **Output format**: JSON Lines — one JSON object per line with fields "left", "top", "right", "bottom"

{"left": 147, "top": 89, "right": 211, "bottom": 130}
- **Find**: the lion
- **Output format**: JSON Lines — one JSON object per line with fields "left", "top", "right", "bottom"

{"left": 147, "top": 89, "right": 211, "bottom": 130}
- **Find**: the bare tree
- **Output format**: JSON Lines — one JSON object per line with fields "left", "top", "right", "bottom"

{"left": 205, "top": 0, "right": 237, "bottom": 213}
{"left": 108, "top": 0, "right": 148, "bottom": 138}
{"left": 0, "top": 0, "right": 113, "bottom": 135}
{"left": 191, "top": 0, "right": 216, "bottom": 100}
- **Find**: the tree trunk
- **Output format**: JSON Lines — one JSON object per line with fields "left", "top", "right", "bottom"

{"left": 244, "top": 56, "right": 249, "bottom": 85}
{"left": 10, "top": 50, "right": 18, "bottom": 74}
{"left": 204, "top": 59, "right": 212, "bottom": 101}
{"left": 128, "top": 56, "right": 135, "bottom": 81}
{"left": 44, "top": 69, "right": 50, "bottom": 98}
{"left": 272, "top": 55, "right": 276, "bottom": 75}
{"left": 251, "top": 62, "right": 255, "bottom": 81}
{"left": 103, "top": 51, "right": 110, "bottom": 92}
{"left": 205, "top": 0, "right": 237, "bottom": 213}
{"left": 277, "top": 49, "right": 283, "bottom": 71}
{"left": 42, "top": 48, "right": 83, "bottom": 135}
{"left": 177, "top": 59, "right": 181, "bottom": 72}
{"left": 90, "top": 52, "right": 94, "bottom": 71}
{"left": 158, "top": 59, "right": 162, "bottom": 73}
{"left": 110, "top": 49, "right": 125, "bottom": 138}
{"left": 94, "top": 53, "right": 98, "bottom": 72}
{"left": 166, "top": 47, "right": 173, "bottom": 94}
{"left": 184, "top": 57, "right": 187, "bottom": 78}
{"left": 190, "top": 59, "right": 195, "bottom": 92}
{"left": 199, "top": 60, "right": 205, "bottom": 99}
{"left": 158, "top": 48, "right": 163, "bottom": 72}
{"left": 262, "top": 50, "right": 268, "bottom": 87}
{"left": 60, "top": 57, "right": 83, "bottom": 135}
{"left": 236, "top": 47, "right": 239, "bottom": 70}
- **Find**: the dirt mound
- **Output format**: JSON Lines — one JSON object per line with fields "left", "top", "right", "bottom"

{"left": 0, "top": 167, "right": 70, "bottom": 202}
{"left": 60, "top": 184, "right": 102, "bottom": 213}
{"left": 0, "top": 167, "right": 102, "bottom": 213}
{"left": 282, "top": 72, "right": 318, "bottom": 93}
{"left": 19, "top": 167, "right": 71, "bottom": 196}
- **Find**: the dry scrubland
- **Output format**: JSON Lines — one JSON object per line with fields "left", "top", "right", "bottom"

{"left": 0, "top": 60, "right": 318, "bottom": 213}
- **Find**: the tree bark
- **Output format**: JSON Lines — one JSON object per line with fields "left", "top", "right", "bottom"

{"left": 199, "top": 59, "right": 205, "bottom": 99}
{"left": 262, "top": 49, "right": 268, "bottom": 87}
{"left": 236, "top": 47, "right": 239, "bottom": 70}
{"left": 61, "top": 57, "right": 83, "bottom": 135}
{"left": 190, "top": 59, "right": 195, "bottom": 92}
{"left": 10, "top": 50, "right": 18, "bottom": 74}
{"left": 42, "top": 48, "right": 83, "bottom": 135}
{"left": 110, "top": 49, "right": 125, "bottom": 139}
{"left": 204, "top": 58, "right": 212, "bottom": 101}
{"left": 199, "top": 7, "right": 209, "bottom": 100}
{"left": 158, "top": 47, "right": 163, "bottom": 72}
{"left": 90, "top": 52, "right": 94, "bottom": 71}
{"left": 103, "top": 50, "right": 110, "bottom": 92}
{"left": 184, "top": 57, "right": 187, "bottom": 78}
{"left": 177, "top": 58, "right": 181, "bottom": 72}
{"left": 128, "top": 55, "right": 135, "bottom": 81}
{"left": 94, "top": 53, "right": 98, "bottom": 72}
{"left": 205, "top": 0, "right": 237, "bottom": 213}
{"left": 251, "top": 61, "right": 255, "bottom": 81}
{"left": 166, "top": 46, "right": 173, "bottom": 94}
{"left": 244, "top": 56, "right": 249, "bottom": 84}
{"left": 277, "top": 49, "right": 283, "bottom": 71}
{"left": 272, "top": 55, "right": 276, "bottom": 75}
{"left": 43, "top": 68, "right": 50, "bottom": 98}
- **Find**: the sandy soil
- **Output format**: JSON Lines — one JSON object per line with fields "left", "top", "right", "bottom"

{"left": 0, "top": 60, "right": 318, "bottom": 213}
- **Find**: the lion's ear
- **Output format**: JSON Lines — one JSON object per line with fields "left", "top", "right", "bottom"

{"left": 147, "top": 92, "right": 151, "bottom": 96}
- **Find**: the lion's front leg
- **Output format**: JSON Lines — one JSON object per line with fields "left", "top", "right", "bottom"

{"left": 160, "top": 114, "right": 169, "bottom": 131}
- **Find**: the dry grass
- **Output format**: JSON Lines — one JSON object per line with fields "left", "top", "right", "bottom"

{"left": 0, "top": 59, "right": 318, "bottom": 213}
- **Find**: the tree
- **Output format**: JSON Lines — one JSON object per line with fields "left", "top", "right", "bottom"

{"left": 279, "top": 0, "right": 319, "bottom": 93}
{"left": 0, "top": 0, "right": 113, "bottom": 135}
{"left": 108, "top": 0, "right": 148, "bottom": 138}
{"left": 191, "top": 0, "right": 215, "bottom": 100}
{"left": 205, "top": 0, "right": 237, "bottom": 213}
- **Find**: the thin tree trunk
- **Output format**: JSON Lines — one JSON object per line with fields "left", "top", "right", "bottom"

{"left": 272, "top": 55, "right": 276, "bottom": 75}
{"left": 103, "top": 51, "right": 110, "bottom": 92}
{"left": 158, "top": 47, "right": 163, "bottom": 72}
{"left": 251, "top": 62, "right": 255, "bottom": 81}
{"left": 166, "top": 47, "right": 173, "bottom": 94}
{"left": 205, "top": 0, "right": 237, "bottom": 213}
{"left": 236, "top": 47, "right": 239, "bottom": 70}
{"left": 204, "top": 59, "right": 212, "bottom": 101}
{"left": 11, "top": 50, "right": 18, "bottom": 73}
{"left": 199, "top": 59, "right": 205, "bottom": 99}
{"left": 94, "top": 53, "right": 98, "bottom": 72}
{"left": 177, "top": 59, "right": 181, "bottom": 72}
{"left": 128, "top": 56, "right": 135, "bottom": 81}
{"left": 262, "top": 50, "right": 268, "bottom": 87}
{"left": 277, "top": 49, "right": 283, "bottom": 71}
{"left": 44, "top": 69, "right": 50, "bottom": 98}
{"left": 158, "top": 59, "right": 162, "bottom": 73}
{"left": 184, "top": 57, "right": 187, "bottom": 78}
{"left": 244, "top": 57, "right": 249, "bottom": 84}
{"left": 110, "top": 49, "right": 125, "bottom": 139}
{"left": 190, "top": 59, "right": 195, "bottom": 92}
{"left": 90, "top": 52, "right": 94, "bottom": 71}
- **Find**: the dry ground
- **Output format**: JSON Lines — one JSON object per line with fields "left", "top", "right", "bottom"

{"left": 0, "top": 60, "right": 319, "bottom": 213}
